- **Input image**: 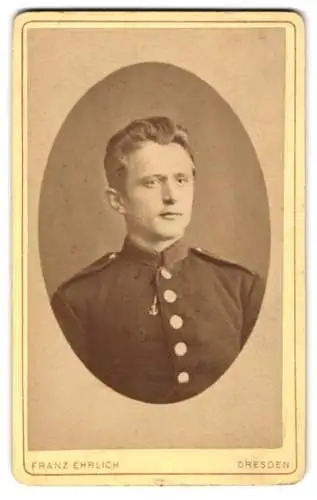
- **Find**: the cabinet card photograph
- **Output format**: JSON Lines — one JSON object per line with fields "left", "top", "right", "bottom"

{"left": 12, "top": 10, "right": 305, "bottom": 486}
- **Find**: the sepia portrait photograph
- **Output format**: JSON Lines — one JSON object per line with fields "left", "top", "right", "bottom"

{"left": 12, "top": 10, "right": 305, "bottom": 486}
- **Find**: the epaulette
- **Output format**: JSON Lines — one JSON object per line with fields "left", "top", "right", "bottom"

{"left": 60, "top": 252, "right": 118, "bottom": 288}
{"left": 190, "top": 247, "right": 256, "bottom": 276}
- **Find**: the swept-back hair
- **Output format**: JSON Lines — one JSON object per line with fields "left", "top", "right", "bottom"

{"left": 104, "top": 116, "right": 194, "bottom": 190}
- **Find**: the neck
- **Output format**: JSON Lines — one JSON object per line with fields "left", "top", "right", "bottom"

{"left": 127, "top": 233, "right": 182, "bottom": 254}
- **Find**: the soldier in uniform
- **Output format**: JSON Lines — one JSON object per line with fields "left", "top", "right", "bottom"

{"left": 51, "top": 116, "right": 265, "bottom": 404}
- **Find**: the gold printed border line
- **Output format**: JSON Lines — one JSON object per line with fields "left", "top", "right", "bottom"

{"left": 12, "top": 10, "right": 305, "bottom": 485}
{"left": 12, "top": 9, "right": 305, "bottom": 23}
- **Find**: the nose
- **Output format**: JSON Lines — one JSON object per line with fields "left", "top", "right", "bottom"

{"left": 162, "top": 179, "right": 178, "bottom": 204}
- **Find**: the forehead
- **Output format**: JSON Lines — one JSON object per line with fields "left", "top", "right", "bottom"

{"left": 126, "top": 141, "right": 194, "bottom": 178}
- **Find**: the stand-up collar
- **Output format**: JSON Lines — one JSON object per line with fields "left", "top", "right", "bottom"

{"left": 120, "top": 237, "right": 189, "bottom": 270}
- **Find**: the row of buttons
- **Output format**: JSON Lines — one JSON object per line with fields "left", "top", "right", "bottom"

{"left": 160, "top": 267, "right": 189, "bottom": 385}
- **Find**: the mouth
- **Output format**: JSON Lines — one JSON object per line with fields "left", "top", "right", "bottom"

{"left": 159, "top": 212, "right": 183, "bottom": 220}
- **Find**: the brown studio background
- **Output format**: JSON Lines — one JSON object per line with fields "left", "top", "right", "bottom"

{"left": 27, "top": 27, "right": 285, "bottom": 450}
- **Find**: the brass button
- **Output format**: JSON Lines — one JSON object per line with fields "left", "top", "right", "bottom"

{"left": 177, "top": 372, "right": 189, "bottom": 384}
{"left": 160, "top": 267, "right": 172, "bottom": 279}
{"left": 163, "top": 290, "right": 177, "bottom": 303}
{"left": 174, "top": 342, "right": 187, "bottom": 356}
{"left": 169, "top": 315, "right": 183, "bottom": 329}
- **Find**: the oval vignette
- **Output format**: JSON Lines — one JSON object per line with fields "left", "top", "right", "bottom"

{"left": 39, "top": 62, "right": 270, "bottom": 404}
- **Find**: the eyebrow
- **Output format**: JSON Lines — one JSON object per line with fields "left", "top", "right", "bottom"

{"left": 141, "top": 172, "right": 194, "bottom": 181}
{"left": 142, "top": 174, "right": 167, "bottom": 181}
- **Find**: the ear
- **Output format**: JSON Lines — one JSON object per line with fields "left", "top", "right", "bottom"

{"left": 106, "top": 188, "right": 126, "bottom": 215}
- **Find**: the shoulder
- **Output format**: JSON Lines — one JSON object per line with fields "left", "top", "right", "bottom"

{"left": 52, "top": 251, "right": 119, "bottom": 300}
{"left": 189, "top": 247, "right": 257, "bottom": 277}
{"left": 189, "top": 246, "right": 265, "bottom": 299}
{"left": 189, "top": 247, "right": 265, "bottom": 311}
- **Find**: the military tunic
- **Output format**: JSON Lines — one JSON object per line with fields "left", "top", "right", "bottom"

{"left": 51, "top": 238, "right": 265, "bottom": 404}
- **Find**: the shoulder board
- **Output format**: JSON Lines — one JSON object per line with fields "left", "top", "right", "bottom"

{"left": 59, "top": 252, "right": 118, "bottom": 289}
{"left": 190, "top": 247, "right": 256, "bottom": 276}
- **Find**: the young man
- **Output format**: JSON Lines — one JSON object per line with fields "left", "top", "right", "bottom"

{"left": 51, "top": 116, "right": 265, "bottom": 404}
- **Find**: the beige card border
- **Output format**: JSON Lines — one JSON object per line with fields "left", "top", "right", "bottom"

{"left": 12, "top": 10, "right": 305, "bottom": 486}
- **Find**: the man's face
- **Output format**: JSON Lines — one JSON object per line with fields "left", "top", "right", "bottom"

{"left": 117, "top": 141, "right": 195, "bottom": 244}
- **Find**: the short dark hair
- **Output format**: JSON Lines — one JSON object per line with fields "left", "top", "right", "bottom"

{"left": 104, "top": 116, "right": 194, "bottom": 191}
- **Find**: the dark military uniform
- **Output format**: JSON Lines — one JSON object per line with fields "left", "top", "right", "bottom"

{"left": 51, "top": 238, "right": 265, "bottom": 404}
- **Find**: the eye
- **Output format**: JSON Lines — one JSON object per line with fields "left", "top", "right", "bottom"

{"left": 175, "top": 174, "right": 190, "bottom": 185}
{"left": 142, "top": 178, "right": 160, "bottom": 188}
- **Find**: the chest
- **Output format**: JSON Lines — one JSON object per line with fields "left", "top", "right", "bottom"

{"left": 86, "top": 263, "right": 244, "bottom": 363}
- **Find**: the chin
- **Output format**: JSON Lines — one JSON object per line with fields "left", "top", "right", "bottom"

{"left": 153, "top": 228, "right": 186, "bottom": 241}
